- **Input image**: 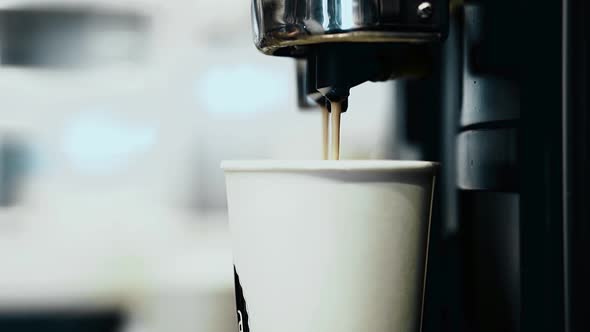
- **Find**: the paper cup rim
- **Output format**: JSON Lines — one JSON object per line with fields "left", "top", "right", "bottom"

{"left": 221, "top": 160, "right": 439, "bottom": 173}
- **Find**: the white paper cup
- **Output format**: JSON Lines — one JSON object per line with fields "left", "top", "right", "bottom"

{"left": 222, "top": 160, "right": 437, "bottom": 332}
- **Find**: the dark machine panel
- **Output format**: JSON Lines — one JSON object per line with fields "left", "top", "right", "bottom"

{"left": 457, "top": 128, "right": 518, "bottom": 192}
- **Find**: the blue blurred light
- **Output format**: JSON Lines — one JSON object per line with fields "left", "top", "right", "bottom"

{"left": 62, "top": 110, "right": 157, "bottom": 175}
{"left": 196, "top": 64, "right": 289, "bottom": 114}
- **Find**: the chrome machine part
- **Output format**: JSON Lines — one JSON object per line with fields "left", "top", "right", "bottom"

{"left": 252, "top": 0, "right": 448, "bottom": 106}
{"left": 252, "top": 0, "right": 448, "bottom": 56}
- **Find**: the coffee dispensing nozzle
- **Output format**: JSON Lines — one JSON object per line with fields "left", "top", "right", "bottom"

{"left": 252, "top": 0, "right": 449, "bottom": 109}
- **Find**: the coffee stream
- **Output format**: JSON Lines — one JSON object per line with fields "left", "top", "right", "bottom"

{"left": 322, "top": 101, "right": 342, "bottom": 160}
{"left": 321, "top": 105, "right": 330, "bottom": 160}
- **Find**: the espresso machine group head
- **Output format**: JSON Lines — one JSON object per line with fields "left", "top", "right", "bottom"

{"left": 252, "top": 0, "right": 449, "bottom": 110}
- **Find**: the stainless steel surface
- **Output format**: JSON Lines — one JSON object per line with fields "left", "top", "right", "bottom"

{"left": 252, "top": 0, "right": 445, "bottom": 55}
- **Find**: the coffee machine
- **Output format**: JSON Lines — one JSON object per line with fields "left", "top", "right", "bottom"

{"left": 252, "top": 0, "right": 448, "bottom": 110}
{"left": 251, "top": 1, "right": 590, "bottom": 332}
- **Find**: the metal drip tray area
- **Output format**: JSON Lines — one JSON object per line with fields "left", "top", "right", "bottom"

{"left": 0, "top": 311, "right": 124, "bottom": 332}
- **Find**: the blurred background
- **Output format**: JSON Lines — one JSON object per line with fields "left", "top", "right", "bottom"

{"left": 0, "top": 0, "right": 398, "bottom": 331}
{"left": 2, "top": 0, "right": 587, "bottom": 331}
